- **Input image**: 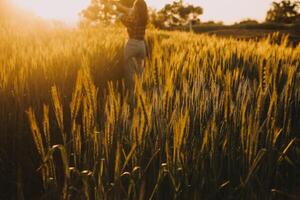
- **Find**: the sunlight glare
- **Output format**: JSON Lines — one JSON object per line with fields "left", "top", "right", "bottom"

{"left": 12, "top": 0, "right": 274, "bottom": 24}
{"left": 12, "top": 0, "right": 90, "bottom": 22}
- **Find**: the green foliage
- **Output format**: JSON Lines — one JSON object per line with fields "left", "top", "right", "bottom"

{"left": 80, "top": 0, "right": 135, "bottom": 25}
{"left": 151, "top": 0, "right": 203, "bottom": 28}
{"left": 266, "top": 0, "right": 300, "bottom": 23}
{"left": 202, "top": 20, "right": 224, "bottom": 25}
{"left": 80, "top": 0, "right": 113, "bottom": 25}
{"left": 237, "top": 19, "right": 259, "bottom": 25}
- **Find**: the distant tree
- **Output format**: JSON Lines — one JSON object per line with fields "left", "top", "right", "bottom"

{"left": 151, "top": 0, "right": 203, "bottom": 28}
{"left": 266, "top": 0, "right": 300, "bottom": 23}
{"left": 80, "top": 0, "right": 135, "bottom": 25}
{"left": 202, "top": 21, "right": 224, "bottom": 25}
{"left": 237, "top": 19, "right": 259, "bottom": 25}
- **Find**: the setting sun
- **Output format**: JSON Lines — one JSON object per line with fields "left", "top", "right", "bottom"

{"left": 12, "top": 0, "right": 90, "bottom": 22}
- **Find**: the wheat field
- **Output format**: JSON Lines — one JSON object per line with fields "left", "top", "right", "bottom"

{"left": 0, "top": 24, "right": 300, "bottom": 199}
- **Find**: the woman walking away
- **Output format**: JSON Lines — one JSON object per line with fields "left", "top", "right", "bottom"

{"left": 113, "top": 0, "right": 148, "bottom": 91}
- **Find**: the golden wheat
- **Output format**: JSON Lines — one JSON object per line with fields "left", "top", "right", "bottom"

{"left": 1, "top": 23, "right": 300, "bottom": 199}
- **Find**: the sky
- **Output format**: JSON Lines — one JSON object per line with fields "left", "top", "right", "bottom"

{"left": 151, "top": 0, "right": 274, "bottom": 24}
{"left": 12, "top": 0, "right": 90, "bottom": 23}
{"left": 12, "top": 0, "right": 275, "bottom": 25}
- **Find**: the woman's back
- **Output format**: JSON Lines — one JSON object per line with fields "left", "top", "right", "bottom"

{"left": 119, "top": 0, "right": 148, "bottom": 40}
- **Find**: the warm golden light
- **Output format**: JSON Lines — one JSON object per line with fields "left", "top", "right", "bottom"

{"left": 150, "top": 0, "right": 274, "bottom": 24}
{"left": 12, "top": 0, "right": 274, "bottom": 24}
{"left": 12, "top": 0, "right": 90, "bottom": 22}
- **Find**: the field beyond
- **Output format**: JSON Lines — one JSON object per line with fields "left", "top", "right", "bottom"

{"left": 180, "top": 23, "right": 300, "bottom": 46}
{"left": 0, "top": 25, "right": 300, "bottom": 199}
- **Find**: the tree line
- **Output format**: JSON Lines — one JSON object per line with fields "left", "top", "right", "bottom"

{"left": 81, "top": 0, "right": 300, "bottom": 28}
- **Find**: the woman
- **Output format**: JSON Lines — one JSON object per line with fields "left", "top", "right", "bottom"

{"left": 114, "top": 0, "right": 148, "bottom": 90}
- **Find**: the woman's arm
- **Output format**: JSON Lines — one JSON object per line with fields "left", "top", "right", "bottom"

{"left": 113, "top": 1, "right": 132, "bottom": 15}
{"left": 102, "top": 1, "right": 121, "bottom": 15}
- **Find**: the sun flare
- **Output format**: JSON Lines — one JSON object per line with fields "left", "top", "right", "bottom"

{"left": 12, "top": 0, "right": 90, "bottom": 22}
